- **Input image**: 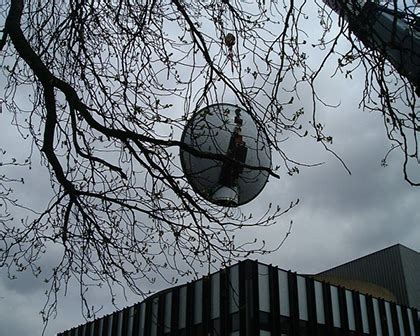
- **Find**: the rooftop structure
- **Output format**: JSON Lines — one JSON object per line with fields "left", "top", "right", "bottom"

{"left": 316, "top": 244, "right": 420, "bottom": 310}
{"left": 58, "top": 257, "right": 419, "bottom": 336}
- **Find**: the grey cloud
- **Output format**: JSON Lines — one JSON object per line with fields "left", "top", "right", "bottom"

{"left": 1, "top": 2, "right": 420, "bottom": 336}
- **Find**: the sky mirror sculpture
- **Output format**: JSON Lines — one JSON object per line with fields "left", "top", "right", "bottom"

{"left": 180, "top": 104, "right": 271, "bottom": 207}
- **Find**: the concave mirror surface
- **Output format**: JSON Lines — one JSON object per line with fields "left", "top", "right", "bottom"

{"left": 180, "top": 103, "right": 271, "bottom": 206}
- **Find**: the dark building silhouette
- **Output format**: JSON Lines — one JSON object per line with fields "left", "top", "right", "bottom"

{"left": 315, "top": 244, "right": 420, "bottom": 310}
{"left": 58, "top": 255, "right": 420, "bottom": 336}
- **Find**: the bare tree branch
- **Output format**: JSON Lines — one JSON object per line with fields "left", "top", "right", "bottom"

{"left": 0, "top": 0, "right": 419, "bottom": 330}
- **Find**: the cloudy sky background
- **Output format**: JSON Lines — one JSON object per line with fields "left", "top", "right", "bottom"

{"left": 0, "top": 1, "right": 419, "bottom": 335}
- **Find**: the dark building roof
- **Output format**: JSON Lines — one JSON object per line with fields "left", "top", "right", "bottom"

{"left": 58, "top": 258, "right": 420, "bottom": 336}
{"left": 316, "top": 244, "right": 420, "bottom": 309}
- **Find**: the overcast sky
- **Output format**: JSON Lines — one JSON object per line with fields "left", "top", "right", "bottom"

{"left": 0, "top": 1, "right": 419, "bottom": 335}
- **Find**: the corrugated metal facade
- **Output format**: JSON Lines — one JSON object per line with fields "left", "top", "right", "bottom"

{"left": 399, "top": 245, "right": 420, "bottom": 310}
{"left": 58, "top": 259, "right": 420, "bottom": 336}
{"left": 317, "top": 244, "right": 420, "bottom": 310}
